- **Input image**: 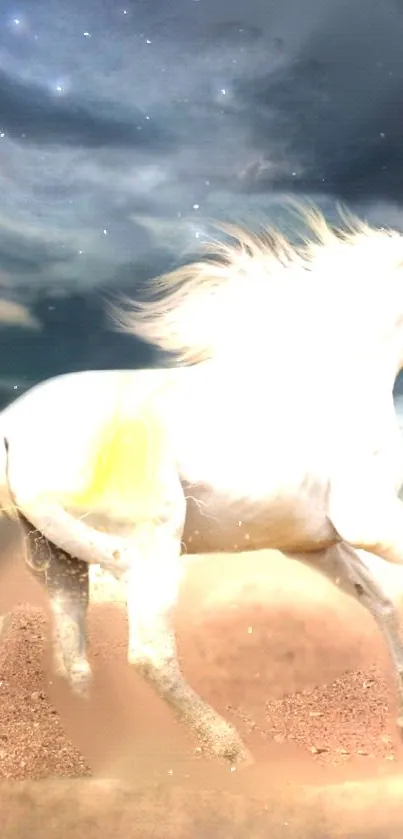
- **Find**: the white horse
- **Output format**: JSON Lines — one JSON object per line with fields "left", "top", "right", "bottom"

{"left": 2, "top": 203, "right": 403, "bottom": 767}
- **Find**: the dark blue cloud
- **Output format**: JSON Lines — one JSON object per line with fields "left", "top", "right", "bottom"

{"left": 0, "top": 68, "right": 172, "bottom": 148}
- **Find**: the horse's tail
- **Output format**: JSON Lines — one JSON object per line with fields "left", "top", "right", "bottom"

{"left": 0, "top": 420, "right": 40, "bottom": 623}
{"left": 0, "top": 424, "right": 26, "bottom": 568}
{"left": 0, "top": 432, "right": 15, "bottom": 514}
{"left": 0, "top": 432, "right": 12, "bottom": 512}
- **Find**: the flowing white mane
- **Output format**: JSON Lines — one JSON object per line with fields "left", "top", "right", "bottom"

{"left": 110, "top": 204, "right": 403, "bottom": 365}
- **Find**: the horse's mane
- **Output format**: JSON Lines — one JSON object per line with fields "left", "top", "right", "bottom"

{"left": 109, "top": 202, "right": 403, "bottom": 365}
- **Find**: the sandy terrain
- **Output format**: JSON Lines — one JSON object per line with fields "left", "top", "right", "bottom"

{"left": 1, "top": 543, "right": 403, "bottom": 835}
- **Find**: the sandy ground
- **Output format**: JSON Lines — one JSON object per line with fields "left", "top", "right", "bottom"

{"left": 1, "top": 542, "right": 403, "bottom": 798}
{"left": 4, "top": 540, "right": 403, "bottom": 836}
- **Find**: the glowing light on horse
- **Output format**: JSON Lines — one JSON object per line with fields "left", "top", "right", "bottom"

{"left": 2, "top": 203, "right": 403, "bottom": 767}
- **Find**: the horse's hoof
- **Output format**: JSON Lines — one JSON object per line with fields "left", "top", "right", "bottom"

{"left": 229, "top": 747, "right": 255, "bottom": 770}
{"left": 194, "top": 743, "right": 254, "bottom": 769}
{"left": 69, "top": 660, "right": 92, "bottom": 699}
{"left": 53, "top": 656, "right": 69, "bottom": 681}
{"left": 0, "top": 614, "right": 12, "bottom": 641}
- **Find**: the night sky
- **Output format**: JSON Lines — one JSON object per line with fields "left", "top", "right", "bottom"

{"left": 1, "top": 0, "right": 403, "bottom": 405}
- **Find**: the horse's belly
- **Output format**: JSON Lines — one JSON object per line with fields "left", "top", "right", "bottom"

{"left": 181, "top": 481, "right": 338, "bottom": 555}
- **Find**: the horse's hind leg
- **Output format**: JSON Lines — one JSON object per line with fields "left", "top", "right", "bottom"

{"left": 329, "top": 542, "right": 403, "bottom": 732}
{"left": 18, "top": 514, "right": 91, "bottom": 697}
{"left": 122, "top": 519, "right": 253, "bottom": 767}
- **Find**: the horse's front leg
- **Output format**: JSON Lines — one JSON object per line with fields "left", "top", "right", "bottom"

{"left": 19, "top": 514, "right": 91, "bottom": 696}
{"left": 121, "top": 520, "right": 253, "bottom": 768}
{"left": 325, "top": 542, "right": 403, "bottom": 733}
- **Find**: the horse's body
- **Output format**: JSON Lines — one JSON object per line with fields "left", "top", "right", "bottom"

{"left": 0, "top": 364, "right": 352, "bottom": 558}
{"left": 3, "top": 205, "right": 403, "bottom": 766}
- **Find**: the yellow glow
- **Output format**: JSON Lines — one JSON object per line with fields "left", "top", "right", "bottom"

{"left": 70, "top": 394, "right": 169, "bottom": 519}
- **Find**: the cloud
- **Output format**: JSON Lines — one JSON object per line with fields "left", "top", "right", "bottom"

{"left": 233, "top": 0, "right": 403, "bottom": 202}
{"left": 1, "top": 0, "right": 403, "bottom": 385}
{"left": 0, "top": 69, "right": 172, "bottom": 150}
{"left": 0, "top": 299, "right": 41, "bottom": 330}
